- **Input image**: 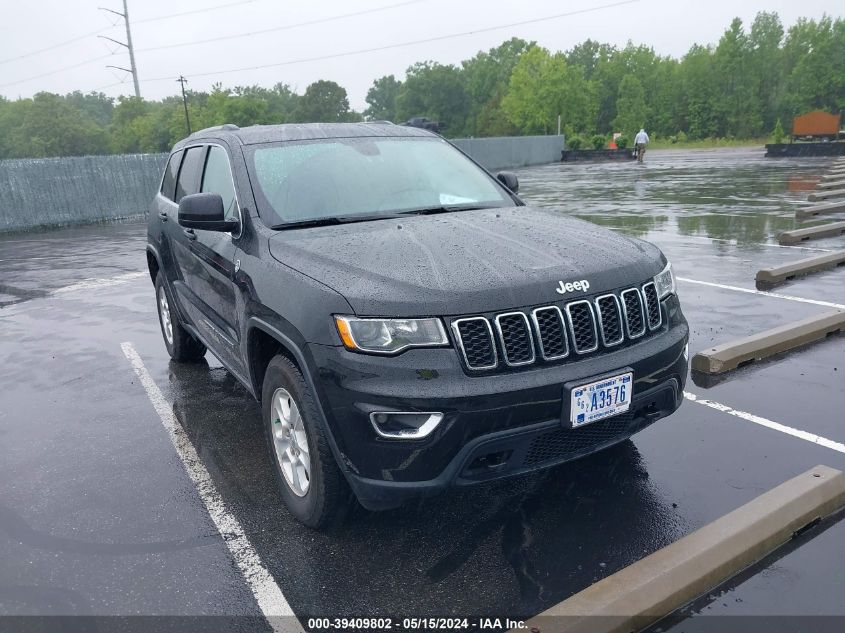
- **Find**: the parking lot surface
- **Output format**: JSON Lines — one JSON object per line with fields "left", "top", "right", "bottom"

{"left": 1, "top": 148, "right": 843, "bottom": 627}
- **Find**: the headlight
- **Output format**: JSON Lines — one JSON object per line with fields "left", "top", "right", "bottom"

{"left": 653, "top": 262, "right": 676, "bottom": 299}
{"left": 334, "top": 316, "right": 448, "bottom": 354}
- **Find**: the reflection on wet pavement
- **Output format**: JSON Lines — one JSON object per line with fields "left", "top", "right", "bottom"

{"left": 517, "top": 148, "right": 831, "bottom": 244}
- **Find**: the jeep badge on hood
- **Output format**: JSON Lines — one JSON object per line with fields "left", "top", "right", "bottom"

{"left": 555, "top": 279, "right": 590, "bottom": 295}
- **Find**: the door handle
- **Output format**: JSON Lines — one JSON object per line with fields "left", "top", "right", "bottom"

{"left": 183, "top": 228, "right": 197, "bottom": 241}
{"left": 158, "top": 211, "right": 168, "bottom": 222}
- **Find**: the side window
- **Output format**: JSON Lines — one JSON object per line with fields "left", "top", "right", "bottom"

{"left": 160, "top": 150, "right": 183, "bottom": 201}
{"left": 201, "top": 146, "right": 239, "bottom": 221}
{"left": 175, "top": 146, "right": 206, "bottom": 203}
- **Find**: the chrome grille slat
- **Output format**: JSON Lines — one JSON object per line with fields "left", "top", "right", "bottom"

{"left": 531, "top": 306, "right": 569, "bottom": 361}
{"left": 620, "top": 288, "right": 646, "bottom": 339}
{"left": 642, "top": 282, "right": 662, "bottom": 330}
{"left": 495, "top": 312, "right": 536, "bottom": 366}
{"left": 565, "top": 300, "right": 599, "bottom": 354}
{"left": 452, "top": 317, "right": 497, "bottom": 370}
{"left": 594, "top": 294, "right": 624, "bottom": 346}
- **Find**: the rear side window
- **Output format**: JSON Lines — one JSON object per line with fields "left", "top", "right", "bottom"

{"left": 201, "top": 146, "right": 238, "bottom": 221}
{"left": 160, "top": 150, "right": 183, "bottom": 201}
{"left": 175, "top": 146, "right": 206, "bottom": 203}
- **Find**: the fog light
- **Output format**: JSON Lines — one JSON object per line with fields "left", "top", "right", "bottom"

{"left": 369, "top": 411, "right": 444, "bottom": 439}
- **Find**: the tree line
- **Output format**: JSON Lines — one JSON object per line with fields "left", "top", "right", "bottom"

{"left": 0, "top": 12, "right": 842, "bottom": 159}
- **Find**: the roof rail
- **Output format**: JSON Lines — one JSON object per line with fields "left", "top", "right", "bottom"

{"left": 190, "top": 123, "right": 240, "bottom": 137}
{"left": 369, "top": 120, "right": 395, "bottom": 125}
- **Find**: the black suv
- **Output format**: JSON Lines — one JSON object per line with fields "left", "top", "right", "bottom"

{"left": 147, "top": 122, "right": 688, "bottom": 528}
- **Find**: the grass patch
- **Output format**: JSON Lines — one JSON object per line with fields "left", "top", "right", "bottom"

{"left": 648, "top": 137, "right": 769, "bottom": 150}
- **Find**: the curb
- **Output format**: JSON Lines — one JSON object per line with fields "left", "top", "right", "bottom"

{"left": 691, "top": 310, "right": 844, "bottom": 374}
{"left": 519, "top": 465, "right": 845, "bottom": 633}
{"left": 756, "top": 250, "right": 845, "bottom": 285}
{"left": 795, "top": 200, "right": 845, "bottom": 220}
{"left": 817, "top": 179, "right": 845, "bottom": 190}
{"left": 779, "top": 221, "right": 845, "bottom": 244}
{"left": 808, "top": 189, "right": 845, "bottom": 202}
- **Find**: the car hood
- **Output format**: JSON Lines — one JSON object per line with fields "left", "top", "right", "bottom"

{"left": 268, "top": 206, "right": 664, "bottom": 316}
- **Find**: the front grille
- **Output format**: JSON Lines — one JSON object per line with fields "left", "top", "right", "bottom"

{"left": 452, "top": 317, "right": 497, "bottom": 370}
{"left": 565, "top": 301, "right": 598, "bottom": 353}
{"left": 642, "top": 282, "right": 661, "bottom": 329}
{"left": 451, "top": 279, "right": 664, "bottom": 372}
{"left": 523, "top": 412, "right": 635, "bottom": 467}
{"left": 621, "top": 288, "right": 646, "bottom": 338}
{"left": 531, "top": 307, "right": 568, "bottom": 360}
{"left": 495, "top": 312, "right": 535, "bottom": 366}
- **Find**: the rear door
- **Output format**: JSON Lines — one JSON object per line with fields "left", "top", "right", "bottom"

{"left": 170, "top": 143, "right": 245, "bottom": 376}
{"left": 152, "top": 149, "right": 183, "bottom": 280}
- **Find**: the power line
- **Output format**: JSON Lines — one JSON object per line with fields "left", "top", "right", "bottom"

{"left": 133, "top": 0, "right": 640, "bottom": 86}
{"left": 0, "top": 28, "right": 110, "bottom": 66}
{"left": 0, "top": 54, "right": 114, "bottom": 88}
{"left": 0, "top": 0, "right": 259, "bottom": 67}
{"left": 135, "top": 0, "right": 423, "bottom": 53}
{"left": 133, "top": 0, "right": 258, "bottom": 25}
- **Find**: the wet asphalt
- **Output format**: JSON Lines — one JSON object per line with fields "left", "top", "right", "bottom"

{"left": 1, "top": 148, "right": 844, "bottom": 627}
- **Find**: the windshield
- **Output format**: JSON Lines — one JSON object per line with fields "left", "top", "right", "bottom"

{"left": 245, "top": 136, "right": 513, "bottom": 227}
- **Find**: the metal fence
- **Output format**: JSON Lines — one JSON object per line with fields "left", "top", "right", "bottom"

{"left": 0, "top": 135, "right": 563, "bottom": 232}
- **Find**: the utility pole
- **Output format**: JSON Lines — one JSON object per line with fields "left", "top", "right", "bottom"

{"left": 177, "top": 76, "right": 191, "bottom": 135}
{"left": 98, "top": 0, "right": 140, "bottom": 98}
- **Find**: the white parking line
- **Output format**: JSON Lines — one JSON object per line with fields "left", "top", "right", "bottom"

{"left": 684, "top": 391, "right": 845, "bottom": 455}
{"left": 121, "top": 342, "right": 300, "bottom": 633}
{"left": 677, "top": 277, "right": 845, "bottom": 310}
{"left": 56, "top": 271, "right": 146, "bottom": 294}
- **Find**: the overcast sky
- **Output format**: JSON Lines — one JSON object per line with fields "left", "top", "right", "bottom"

{"left": 0, "top": 0, "right": 841, "bottom": 110}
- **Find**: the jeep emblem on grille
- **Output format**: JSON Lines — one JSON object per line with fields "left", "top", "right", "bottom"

{"left": 555, "top": 279, "right": 590, "bottom": 295}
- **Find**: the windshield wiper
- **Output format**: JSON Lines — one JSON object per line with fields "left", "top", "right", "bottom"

{"left": 397, "top": 204, "right": 492, "bottom": 216}
{"left": 272, "top": 213, "right": 403, "bottom": 230}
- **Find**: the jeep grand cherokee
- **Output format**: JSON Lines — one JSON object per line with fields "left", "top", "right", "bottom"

{"left": 146, "top": 122, "right": 689, "bottom": 528}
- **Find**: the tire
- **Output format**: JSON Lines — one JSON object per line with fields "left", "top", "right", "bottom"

{"left": 262, "top": 354, "right": 351, "bottom": 529}
{"left": 154, "top": 273, "right": 207, "bottom": 362}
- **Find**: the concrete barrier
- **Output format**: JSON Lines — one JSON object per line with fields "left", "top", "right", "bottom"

{"left": 0, "top": 153, "right": 167, "bottom": 232}
{"left": 756, "top": 250, "right": 845, "bottom": 286}
{"left": 691, "top": 311, "right": 844, "bottom": 374}
{"left": 808, "top": 188, "right": 845, "bottom": 202}
{"left": 817, "top": 179, "right": 845, "bottom": 190}
{"left": 778, "top": 221, "right": 845, "bottom": 244}
{"left": 796, "top": 200, "right": 845, "bottom": 220}
{"left": 451, "top": 135, "right": 563, "bottom": 171}
{"left": 520, "top": 465, "right": 845, "bottom": 633}
{"left": 0, "top": 134, "right": 564, "bottom": 232}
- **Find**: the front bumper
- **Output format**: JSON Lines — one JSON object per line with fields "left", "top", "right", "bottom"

{"left": 308, "top": 297, "right": 688, "bottom": 510}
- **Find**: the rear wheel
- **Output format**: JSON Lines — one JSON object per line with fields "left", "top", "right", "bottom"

{"left": 155, "top": 273, "right": 206, "bottom": 362}
{"left": 262, "top": 354, "right": 351, "bottom": 528}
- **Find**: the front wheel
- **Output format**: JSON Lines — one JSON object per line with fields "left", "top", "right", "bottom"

{"left": 262, "top": 354, "right": 352, "bottom": 528}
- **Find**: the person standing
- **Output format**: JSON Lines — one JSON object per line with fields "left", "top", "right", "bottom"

{"left": 634, "top": 128, "right": 649, "bottom": 163}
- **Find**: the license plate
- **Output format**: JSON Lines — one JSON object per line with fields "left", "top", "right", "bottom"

{"left": 569, "top": 371, "right": 633, "bottom": 427}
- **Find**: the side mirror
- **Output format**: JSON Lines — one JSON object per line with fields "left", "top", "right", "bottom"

{"left": 177, "top": 193, "right": 238, "bottom": 232}
{"left": 496, "top": 171, "right": 519, "bottom": 194}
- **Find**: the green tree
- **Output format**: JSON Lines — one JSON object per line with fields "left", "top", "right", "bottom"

{"left": 395, "top": 62, "right": 469, "bottom": 135}
{"left": 613, "top": 75, "right": 648, "bottom": 137}
{"left": 461, "top": 38, "right": 530, "bottom": 135}
{"left": 713, "top": 18, "right": 762, "bottom": 137}
{"left": 502, "top": 46, "right": 596, "bottom": 135}
{"left": 364, "top": 75, "right": 402, "bottom": 121}
{"left": 293, "top": 80, "right": 351, "bottom": 123}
